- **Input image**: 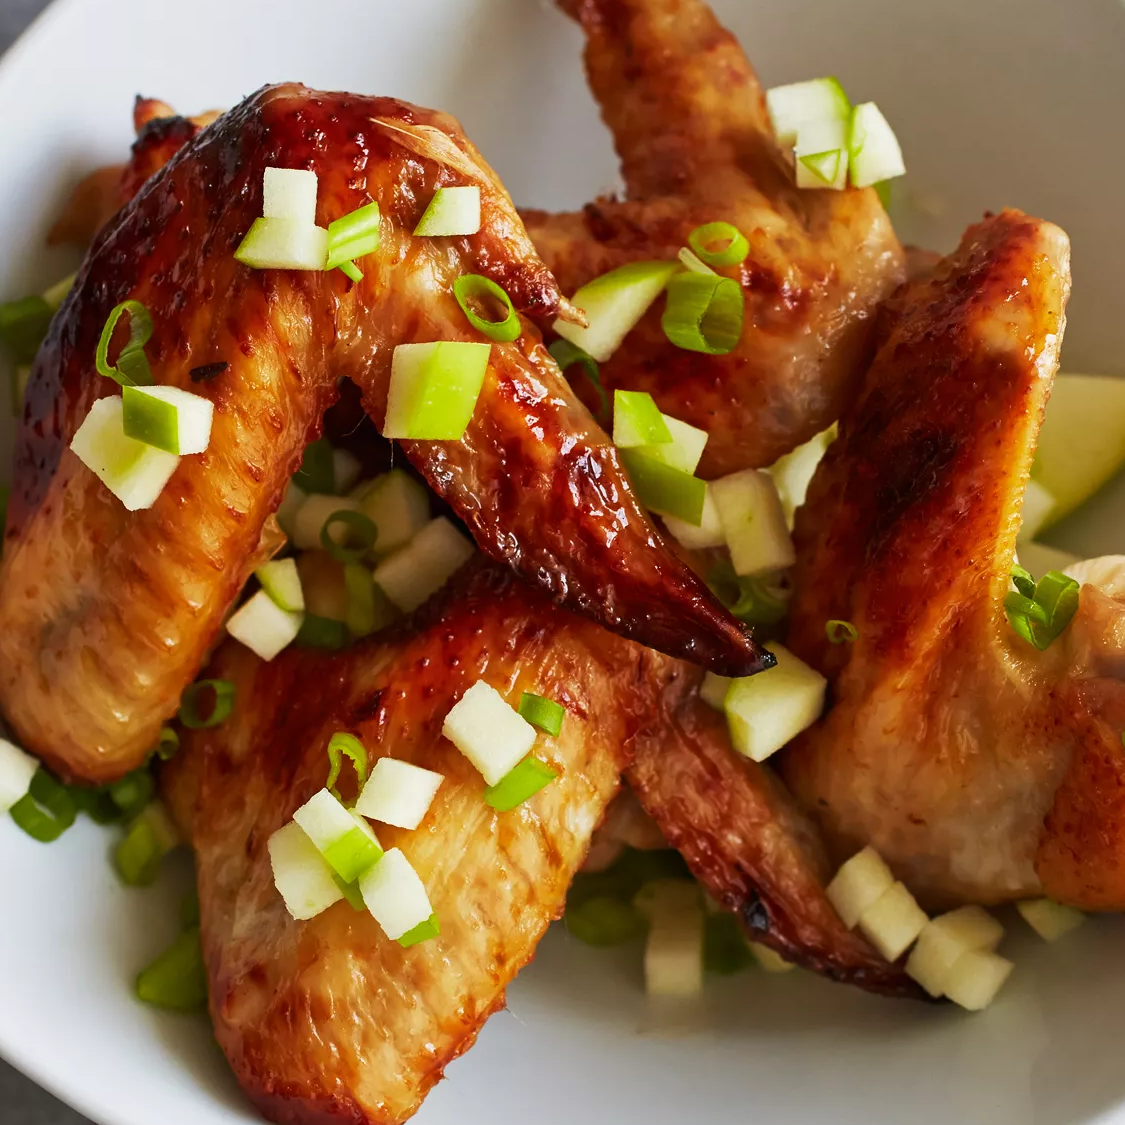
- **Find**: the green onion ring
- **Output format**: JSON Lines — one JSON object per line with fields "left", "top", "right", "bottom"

{"left": 661, "top": 272, "right": 744, "bottom": 355}
{"left": 825, "top": 619, "right": 858, "bottom": 644}
{"left": 155, "top": 725, "right": 180, "bottom": 761}
{"left": 9, "top": 769, "right": 78, "bottom": 842}
{"left": 320, "top": 509, "right": 378, "bottom": 564}
{"left": 296, "top": 614, "right": 350, "bottom": 650}
{"left": 453, "top": 275, "right": 520, "bottom": 343}
{"left": 95, "top": 300, "right": 154, "bottom": 387}
{"left": 326, "top": 731, "right": 368, "bottom": 800}
{"left": 338, "top": 260, "right": 364, "bottom": 283}
{"left": 688, "top": 221, "right": 750, "bottom": 268}
{"left": 179, "top": 679, "right": 236, "bottom": 730}
{"left": 108, "top": 768, "right": 156, "bottom": 820}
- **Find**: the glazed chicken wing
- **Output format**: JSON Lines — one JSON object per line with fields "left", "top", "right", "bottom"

{"left": 521, "top": 0, "right": 906, "bottom": 477}
{"left": 776, "top": 209, "right": 1125, "bottom": 911}
{"left": 0, "top": 83, "right": 765, "bottom": 784}
{"left": 164, "top": 560, "right": 675, "bottom": 1125}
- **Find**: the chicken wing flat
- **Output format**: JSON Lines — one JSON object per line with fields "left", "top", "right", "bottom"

{"left": 164, "top": 560, "right": 670, "bottom": 1125}
{"left": 521, "top": 0, "right": 905, "bottom": 477}
{"left": 0, "top": 83, "right": 765, "bottom": 784}
{"left": 626, "top": 678, "right": 918, "bottom": 996}
{"left": 773, "top": 209, "right": 1125, "bottom": 911}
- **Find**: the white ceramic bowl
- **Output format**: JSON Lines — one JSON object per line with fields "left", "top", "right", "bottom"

{"left": 2, "top": 1, "right": 1125, "bottom": 1123}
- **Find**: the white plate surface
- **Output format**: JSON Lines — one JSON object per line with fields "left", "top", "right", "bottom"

{"left": 2, "top": 1, "right": 1125, "bottom": 1123}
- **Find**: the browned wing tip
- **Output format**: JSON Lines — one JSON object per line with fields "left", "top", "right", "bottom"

{"left": 555, "top": 296, "right": 589, "bottom": 327}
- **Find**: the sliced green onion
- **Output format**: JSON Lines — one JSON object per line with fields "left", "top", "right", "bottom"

{"left": 234, "top": 218, "right": 329, "bottom": 271}
{"left": 326, "top": 202, "right": 381, "bottom": 272}
{"left": 382, "top": 341, "right": 491, "bottom": 441}
{"left": 414, "top": 186, "right": 481, "bottom": 237}
{"left": 179, "top": 679, "right": 235, "bottom": 730}
{"left": 108, "top": 768, "right": 155, "bottom": 820}
{"left": 704, "top": 911, "right": 754, "bottom": 975}
{"left": 452, "top": 275, "right": 520, "bottom": 343}
{"left": 339, "top": 260, "right": 363, "bottom": 283}
{"left": 180, "top": 890, "right": 201, "bottom": 929}
{"left": 296, "top": 614, "right": 350, "bottom": 650}
{"left": 69, "top": 785, "right": 123, "bottom": 825}
{"left": 612, "top": 389, "right": 672, "bottom": 448}
{"left": 326, "top": 732, "right": 368, "bottom": 798}
{"left": 9, "top": 769, "right": 77, "bottom": 842}
{"left": 397, "top": 912, "right": 441, "bottom": 948}
{"left": 320, "top": 509, "right": 378, "bottom": 564}
{"left": 0, "top": 295, "right": 53, "bottom": 364}
{"left": 42, "top": 273, "right": 76, "bottom": 311}
{"left": 121, "top": 384, "right": 214, "bottom": 456}
{"left": 709, "top": 562, "right": 790, "bottom": 627}
{"left": 661, "top": 272, "right": 743, "bottom": 356}
{"left": 95, "top": 300, "right": 154, "bottom": 388}
{"left": 1004, "top": 567, "right": 1080, "bottom": 651}
{"left": 333, "top": 873, "right": 366, "bottom": 911}
{"left": 565, "top": 895, "right": 644, "bottom": 947}
{"left": 678, "top": 247, "right": 715, "bottom": 275}
{"left": 825, "top": 619, "right": 858, "bottom": 644}
{"left": 293, "top": 438, "right": 336, "bottom": 495}
{"left": 114, "top": 802, "right": 179, "bottom": 887}
{"left": 483, "top": 755, "right": 558, "bottom": 812}
{"left": 548, "top": 338, "right": 609, "bottom": 425}
{"left": 344, "top": 562, "right": 379, "bottom": 636}
{"left": 688, "top": 222, "right": 749, "bottom": 268}
{"left": 518, "top": 692, "right": 566, "bottom": 737}
{"left": 156, "top": 725, "right": 180, "bottom": 761}
{"left": 135, "top": 926, "right": 208, "bottom": 1011}
{"left": 620, "top": 448, "right": 707, "bottom": 525}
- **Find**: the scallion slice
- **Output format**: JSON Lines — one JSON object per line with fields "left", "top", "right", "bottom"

{"left": 565, "top": 895, "right": 644, "bottom": 947}
{"left": 135, "top": 926, "right": 208, "bottom": 1011}
{"left": 518, "top": 692, "right": 566, "bottom": 737}
{"left": 453, "top": 275, "right": 520, "bottom": 343}
{"left": 326, "top": 202, "right": 381, "bottom": 273}
{"left": 1004, "top": 567, "right": 1080, "bottom": 650}
{"left": 156, "top": 726, "right": 180, "bottom": 761}
{"left": 397, "top": 912, "right": 441, "bottom": 948}
{"left": 414, "top": 186, "right": 481, "bottom": 237}
{"left": 339, "top": 260, "right": 363, "bottom": 283}
{"left": 293, "top": 438, "right": 336, "bottom": 495}
{"left": 612, "top": 389, "right": 673, "bottom": 448}
{"left": 179, "top": 679, "right": 235, "bottom": 729}
{"left": 320, "top": 509, "right": 378, "bottom": 564}
{"left": 825, "top": 619, "right": 858, "bottom": 644}
{"left": 344, "top": 562, "right": 390, "bottom": 637}
{"left": 483, "top": 755, "right": 558, "bottom": 812}
{"left": 0, "top": 295, "right": 53, "bottom": 364}
{"left": 688, "top": 222, "right": 750, "bottom": 268}
{"left": 9, "top": 769, "right": 77, "bottom": 842}
{"left": 334, "top": 873, "right": 366, "bottom": 911}
{"left": 95, "top": 301, "right": 154, "bottom": 387}
{"left": 704, "top": 911, "right": 755, "bottom": 975}
{"left": 620, "top": 448, "right": 707, "bottom": 526}
{"left": 114, "top": 801, "right": 179, "bottom": 886}
{"left": 296, "top": 614, "right": 351, "bottom": 650}
{"left": 661, "top": 272, "right": 743, "bottom": 356}
{"left": 108, "top": 768, "right": 155, "bottom": 820}
{"left": 326, "top": 731, "right": 368, "bottom": 798}
{"left": 382, "top": 341, "right": 491, "bottom": 441}
{"left": 547, "top": 338, "right": 609, "bottom": 425}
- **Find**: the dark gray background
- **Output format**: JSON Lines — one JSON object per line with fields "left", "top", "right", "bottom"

{"left": 0, "top": 0, "right": 90, "bottom": 1112}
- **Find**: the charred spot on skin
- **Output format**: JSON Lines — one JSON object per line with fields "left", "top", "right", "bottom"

{"left": 191, "top": 361, "right": 230, "bottom": 383}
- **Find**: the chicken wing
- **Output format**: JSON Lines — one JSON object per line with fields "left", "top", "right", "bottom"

{"left": 164, "top": 560, "right": 671, "bottom": 1125}
{"left": 774, "top": 209, "right": 1125, "bottom": 911}
{"left": 0, "top": 83, "right": 766, "bottom": 783}
{"left": 520, "top": 0, "right": 906, "bottom": 477}
{"left": 626, "top": 676, "right": 919, "bottom": 996}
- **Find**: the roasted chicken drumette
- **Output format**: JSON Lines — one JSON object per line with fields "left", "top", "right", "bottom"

{"left": 0, "top": 83, "right": 766, "bottom": 785}
{"left": 777, "top": 209, "right": 1125, "bottom": 912}
{"left": 521, "top": 0, "right": 906, "bottom": 477}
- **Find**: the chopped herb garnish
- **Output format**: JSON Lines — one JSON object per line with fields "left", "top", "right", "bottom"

{"left": 1004, "top": 566, "right": 1080, "bottom": 651}
{"left": 825, "top": 619, "right": 858, "bottom": 644}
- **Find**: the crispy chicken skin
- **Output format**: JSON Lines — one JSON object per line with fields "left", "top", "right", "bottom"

{"left": 0, "top": 83, "right": 765, "bottom": 783}
{"left": 773, "top": 209, "right": 1125, "bottom": 910}
{"left": 520, "top": 0, "right": 905, "bottom": 477}
{"left": 164, "top": 561, "right": 669, "bottom": 1125}
{"left": 626, "top": 679, "right": 919, "bottom": 996}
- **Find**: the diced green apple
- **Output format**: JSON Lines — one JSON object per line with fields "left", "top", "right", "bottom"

{"left": 382, "top": 341, "right": 491, "bottom": 441}
{"left": 613, "top": 389, "right": 673, "bottom": 448}
{"left": 826, "top": 846, "right": 896, "bottom": 929}
{"left": 1016, "top": 898, "right": 1086, "bottom": 942}
{"left": 1034, "top": 374, "right": 1125, "bottom": 528}
{"left": 268, "top": 820, "right": 346, "bottom": 921}
{"left": 848, "top": 102, "right": 906, "bottom": 188}
{"left": 121, "top": 385, "right": 214, "bottom": 456}
{"left": 70, "top": 396, "right": 181, "bottom": 511}
{"left": 766, "top": 76, "right": 851, "bottom": 147}
{"left": 699, "top": 672, "right": 732, "bottom": 711}
{"left": 661, "top": 485, "right": 725, "bottom": 549}
{"left": 1015, "top": 541, "right": 1081, "bottom": 576}
{"left": 234, "top": 218, "right": 329, "bottom": 271}
{"left": 642, "top": 415, "right": 709, "bottom": 474}
{"left": 359, "top": 470, "right": 432, "bottom": 558}
{"left": 413, "top": 186, "right": 481, "bottom": 237}
{"left": 642, "top": 882, "right": 705, "bottom": 997}
{"left": 331, "top": 448, "right": 362, "bottom": 494}
{"left": 943, "top": 949, "right": 1013, "bottom": 1011}
{"left": 749, "top": 942, "right": 796, "bottom": 973}
{"left": 1019, "top": 478, "right": 1056, "bottom": 542}
{"left": 620, "top": 448, "right": 707, "bottom": 526}
{"left": 442, "top": 679, "right": 537, "bottom": 786}
{"left": 712, "top": 468, "right": 796, "bottom": 576}
{"left": 858, "top": 881, "right": 928, "bottom": 962}
{"left": 906, "top": 906, "right": 1004, "bottom": 998}
{"left": 226, "top": 589, "right": 303, "bottom": 661}
{"left": 359, "top": 847, "right": 434, "bottom": 941}
{"left": 255, "top": 558, "right": 305, "bottom": 613}
{"left": 276, "top": 481, "right": 307, "bottom": 538}
{"left": 767, "top": 425, "right": 836, "bottom": 527}
{"left": 723, "top": 643, "right": 826, "bottom": 762}
{"left": 553, "top": 261, "right": 679, "bottom": 363}
{"left": 355, "top": 757, "right": 444, "bottom": 830}
{"left": 296, "top": 551, "right": 351, "bottom": 621}
{"left": 292, "top": 788, "right": 384, "bottom": 883}
{"left": 0, "top": 737, "right": 38, "bottom": 813}
{"left": 372, "top": 516, "right": 474, "bottom": 612}
{"left": 262, "top": 168, "right": 319, "bottom": 224}
{"left": 795, "top": 118, "right": 849, "bottom": 190}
